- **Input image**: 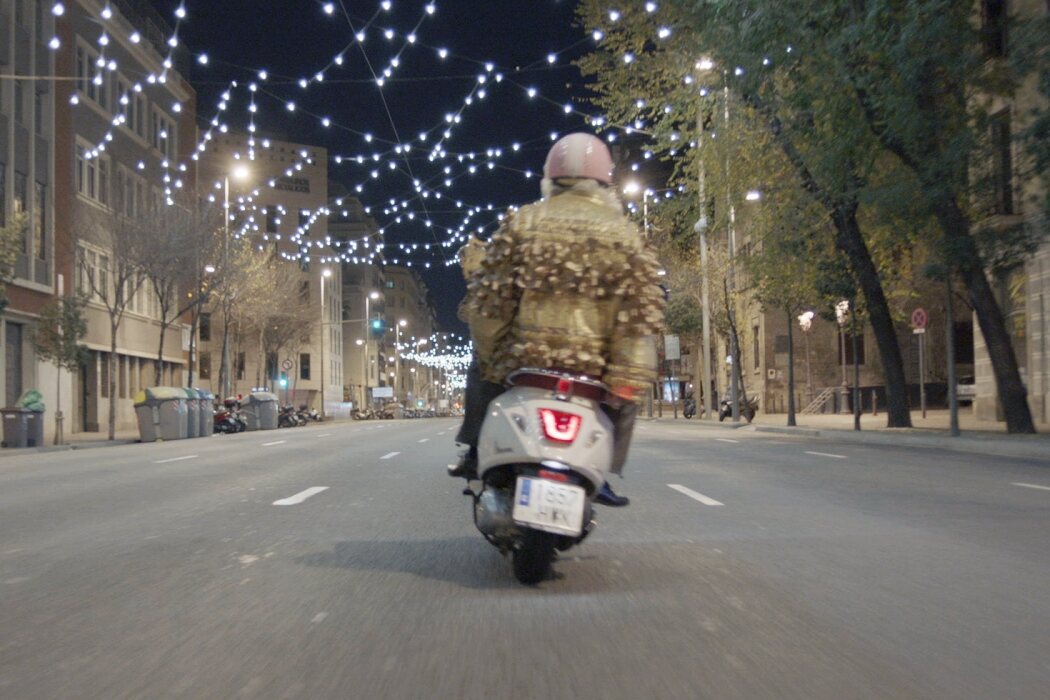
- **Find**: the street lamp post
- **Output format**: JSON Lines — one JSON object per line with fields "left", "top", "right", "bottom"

{"left": 319, "top": 268, "right": 332, "bottom": 419}
{"left": 220, "top": 164, "right": 250, "bottom": 399}
{"left": 361, "top": 290, "right": 380, "bottom": 408}
{"left": 836, "top": 300, "right": 850, "bottom": 414}
{"left": 394, "top": 319, "right": 407, "bottom": 403}
{"left": 798, "top": 311, "right": 814, "bottom": 402}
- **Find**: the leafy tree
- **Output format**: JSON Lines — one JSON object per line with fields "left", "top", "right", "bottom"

{"left": 30, "top": 295, "right": 89, "bottom": 445}
{"left": 0, "top": 211, "right": 28, "bottom": 314}
{"left": 577, "top": 0, "right": 916, "bottom": 427}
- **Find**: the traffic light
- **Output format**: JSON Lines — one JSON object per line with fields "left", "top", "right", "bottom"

{"left": 279, "top": 372, "right": 288, "bottom": 388}
{"left": 370, "top": 317, "right": 385, "bottom": 337}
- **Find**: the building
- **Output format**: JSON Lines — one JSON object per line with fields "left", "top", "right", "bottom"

{"left": 383, "top": 265, "right": 438, "bottom": 406}
{"left": 1, "top": 0, "right": 200, "bottom": 439}
{"left": 2, "top": 0, "right": 59, "bottom": 423}
{"left": 971, "top": 0, "right": 1050, "bottom": 424}
{"left": 197, "top": 132, "right": 342, "bottom": 414}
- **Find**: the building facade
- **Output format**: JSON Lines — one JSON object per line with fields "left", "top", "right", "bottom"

{"left": 383, "top": 265, "right": 438, "bottom": 407}
{"left": 197, "top": 132, "right": 343, "bottom": 414}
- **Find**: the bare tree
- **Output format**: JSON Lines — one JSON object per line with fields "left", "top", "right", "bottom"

{"left": 139, "top": 198, "right": 221, "bottom": 385}
{"left": 74, "top": 201, "right": 151, "bottom": 440}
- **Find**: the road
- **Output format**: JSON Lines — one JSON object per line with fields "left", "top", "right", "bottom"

{"left": 1, "top": 418, "right": 1049, "bottom": 699}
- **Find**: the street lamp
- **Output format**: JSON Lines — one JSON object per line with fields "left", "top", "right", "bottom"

{"left": 835, "top": 300, "right": 850, "bottom": 414}
{"left": 361, "top": 290, "right": 380, "bottom": 407}
{"left": 623, "top": 181, "right": 650, "bottom": 237}
{"left": 319, "top": 268, "right": 332, "bottom": 419}
{"left": 798, "top": 311, "right": 814, "bottom": 402}
{"left": 220, "top": 164, "right": 251, "bottom": 399}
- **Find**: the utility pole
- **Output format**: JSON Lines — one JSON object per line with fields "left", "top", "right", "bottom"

{"left": 695, "top": 93, "right": 713, "bottom": 421}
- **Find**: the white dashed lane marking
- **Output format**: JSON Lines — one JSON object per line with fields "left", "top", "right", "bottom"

{"left": 155, "top": 455, "right": 198, "bottom": 464}
{"left": 805, "top": 451, "right": 847, "bottom": 459}
{"left": 317, "top": 433, "right": 332, "bottom": 437}
{"left": 668, "top": 484, "right": 724, "bottom": 506}
{"left": 1012, "top": 482, "right": 1050, "bottom": 492}
{"left": 418, "top": 438, "right": 429, "bottom": 443}
{"left": 272, "top": 486, "right": 329, "bottom": 506}
{"left": 262, "top": 440, "right": 287, "bottom": 447}
{"left": 716, "top": 438, "right": 739, "bottom": 444}
{"left": 380, "top": 452, "right": 400, "bottom": 460}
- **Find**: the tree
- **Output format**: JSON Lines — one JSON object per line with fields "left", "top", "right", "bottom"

{"left": 0, "top": 211, "right": 28, "bottom": 314}
{"left": 577, "top": 0, "right": 916, "bottom": 427}
{"left": 673, "top": 0, "right": 1049, "bottom": 431}
{"left": 30, "top": 295, "right": 89, "bottom": 445}
{"left": 74, "top": 201, "right": 151, "bottom": 440}
{"left": 140, "top": 198, "right": 221, "bottom": 385}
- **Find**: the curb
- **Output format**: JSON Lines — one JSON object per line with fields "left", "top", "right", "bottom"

{"left": 641, "top": 417, "right": 751, "bottom": 429}
{"left": 753, "top": 425, "right": 1050, "bottom": 463}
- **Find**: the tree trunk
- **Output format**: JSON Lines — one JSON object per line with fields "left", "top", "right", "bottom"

{"left": 155, "top": 319, "right": 168, "bottom": 386}
{"left": 852, "top": 313, "right": 861, "bottom": 431}
{"left": 834, "top": 209, "right": 912, "bottom": 428}
{"left": 54, "top": 364, "right": 63, "bottom": 446}
{"left": 931, "top": 197, "right": 1035, "bottom": 433}
{"left": 786, "top": 310, "right": 797, "bottom": 427}
{"left": 108, "top": 322, "right": 118, "bottom": 440}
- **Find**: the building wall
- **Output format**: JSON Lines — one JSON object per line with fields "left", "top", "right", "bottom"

{"left": 197, "top": 133, "right": 341, "bottom": 413}
{"left": 383, "top": 266, "right": 438, "bottom": 405}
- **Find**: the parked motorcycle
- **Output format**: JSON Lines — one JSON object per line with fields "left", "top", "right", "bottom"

{"left": 454, "top": 368, "right": 616, "bottom": 585}
{"left": 717, "top": 396, "right": 758, "bottom": 422}
{"left": 214, "top": 398, "right": 247, "bottom": 434}
{"left": 683, "top": 398, "right": 698, "bottom": 419}
{"left": 278, "top": 404, "right": 304, "bottom": 428}
{"left": 352, "top": 408, "right": 375, "bottom": 420}
{"left": 298, "top": 404, "right": 323, "bottom": 423}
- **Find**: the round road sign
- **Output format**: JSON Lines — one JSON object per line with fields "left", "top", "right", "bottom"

{"left": 281, "top": 359, "right": 294, "bottom": 371}
{"left": 911, "top": 308, "right": 928, "bottom": 329}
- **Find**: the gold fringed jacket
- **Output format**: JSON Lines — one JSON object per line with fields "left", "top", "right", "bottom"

{"left": 460, "top": 182, "right": 665, "bottom": 399}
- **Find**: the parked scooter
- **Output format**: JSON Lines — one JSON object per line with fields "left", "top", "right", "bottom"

{"left": 683, "top": 397, "right": 698, "bottom": 419}
{"left": 298, "top": 404, "right": 322, "bottom": 423}
{"left": 214, "top": 399, "right": 246, "bottom": 433}
{"left": 717, "top": 396, "right": 758, "bottom": 422}
{"left": 278, "top": 404, "right": 304, "bottom": 428}
{"left": 453, "top": 368, "right": 617, "bottom": 585}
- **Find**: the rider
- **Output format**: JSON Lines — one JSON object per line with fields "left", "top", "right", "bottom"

{"left": 450, "top": 133, "right": 664, "bottom": 505}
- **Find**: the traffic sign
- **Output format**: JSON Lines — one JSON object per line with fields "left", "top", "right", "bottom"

{"left": 911, "top": 308, "right": 928, "bottom": 329}
{"left": 281, "top": 359, "right": 294, "bottom": 371}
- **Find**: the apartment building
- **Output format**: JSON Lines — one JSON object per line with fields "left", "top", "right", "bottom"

{"left": 198, "top": 132, "right": 343, "bottom": 414}
{"left": 383, "top": 265, "right": 437, "bottom": 406}
{"left": 1, "top": 0, "right": 58, "bottom": 422}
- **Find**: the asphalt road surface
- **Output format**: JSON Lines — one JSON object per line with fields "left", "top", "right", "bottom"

{"left": 1, "top": 418, "right": 1049, "bottom": 699}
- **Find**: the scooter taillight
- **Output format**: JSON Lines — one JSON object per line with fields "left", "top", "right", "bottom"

{"left": 538, "top": 408, "right": 582, "bottom": 444}
{"left": 538, "top": 468, "right": 570, "bottom": 483}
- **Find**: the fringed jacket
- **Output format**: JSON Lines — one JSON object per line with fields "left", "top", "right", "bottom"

{"left": 460, "top": 181, "right": 664, "bottom": 398}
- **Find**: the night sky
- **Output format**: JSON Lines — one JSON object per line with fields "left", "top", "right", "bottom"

{"left": 150, "top": 0, "right": 592, "bottom": 332}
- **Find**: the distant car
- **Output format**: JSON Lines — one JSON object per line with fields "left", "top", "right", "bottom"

{"left": 956, "top": 376, "right": 976, "bottom": 405}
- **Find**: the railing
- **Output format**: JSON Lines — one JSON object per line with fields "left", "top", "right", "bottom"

{"left": 801, "top": 387, "right": 837, "bottom": 415}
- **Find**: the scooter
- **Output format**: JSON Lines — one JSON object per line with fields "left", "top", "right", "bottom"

{"left": 214, "top": 399, "right": 247, "bottom": 433}
{"left": 717, "top": 396, "right": 758, "bottom": 422}
{"left": 278, "top": 404, "right": 304, "bottom": 428}
{"left": 683, "top": 398, "right": 698, "bottom": 419}
{"left": 456, "top": 368, "right": 614, "bottom": 585}
{"left": 298, "top": 404, "right": 322, "bottom": 423}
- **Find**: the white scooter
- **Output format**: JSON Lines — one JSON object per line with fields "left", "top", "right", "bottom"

{"left": 462, "top": 368, "right": 616, "bottom": 584}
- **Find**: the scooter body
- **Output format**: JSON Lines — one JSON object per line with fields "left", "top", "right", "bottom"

{"left": 472, "top": 369, "right": 615, "bottom": 584}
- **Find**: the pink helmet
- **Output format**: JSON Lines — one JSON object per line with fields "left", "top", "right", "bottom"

{"left": 543, "top": 133, "right": 614, "bottom": 186}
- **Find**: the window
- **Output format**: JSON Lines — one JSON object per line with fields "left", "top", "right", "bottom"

{"left": 752, "top": 325, "right": 760, "bottom": 370}
{"left": 100, "top": 354, "right": 110, "bottom": 398}
{"left": 15, "top": 0, "right": 25, "bottom": 24}
{"left": 982, "top": 0, "right": 1008, "bottom": 58}
{"left": 990, "top": 110, "right": 1013, "bottom": 215}
{"left": 33, "top": 182, "right": 45, "bottom": 261}
{"left": 118, "top": 356, "right": 127, "bottom": 398}
{"left": 300, "top": 353, "right": 311, "bottom": 380}
{"left": 299, "top": 209, "right": 310, "bottom": 228}
{"left": 236, "top": 352, "right": 245, "bottom": 381}
{"left": 151, "top": 108, "right": 176, "bottom": 159}
{"left": 34, "top": 89, "right": 44, "bottom": 135}
{"left": 300, "top": 280, "right": 310, "bottom": 302}
{"left": 14, "top": 172, "right": 27, "bottom": 218}
{"left": 75, "top": 42, "right": 107, "bottom": 108}
{"left": 266, "top": 352, "right": 278, "bottom": 380}
{"left": 35, "top": 0, "right": 45, "bottom": 42}
{"left": 265, "top": 207, "right": 278, "bottom": 232}
{"left": 199, "top": 313, "right": 211, "bottom": 342}
{"left": 14, "top": 81, "right": 25, "bottom": 125}
{"left": 199, "top": 351, "right": 211, "bottom": 380}
{"left": 78, "top": 247, "right": 109, "bottom": 303}
{"left": 75, "top": 143, "right": 110, "bottom": 206}
{"left": 839, "top": 332, "right": 866, "bottom": 365}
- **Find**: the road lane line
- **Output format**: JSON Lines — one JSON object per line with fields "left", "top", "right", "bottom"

{"left": 418, "top": 438, "right": 429, "bottom": 443}
{"left": 273, "top": 486, "right": 329, "bottom": 506}
{"left": 805, "top": 451, "right": 847, "bottom": 459}
{"left": 155, "top": 455, "right": 198, "bottom": 464}
{"left": 668, "top": 484, "right": 724, "bottom": 506}
{"left": 380, "top": 452, "right": 400, "bottom": 460}
{"left": 317, "top": 433, "right": 332, "bottom": 437}
{"left": 262, "top": 440, "right": 287, "bottom": 447}
{"left": 1012, "top": 482, "right": 1050, "bottom": 492}
{"left": 716, "top": 438, "right": 739, "bottom": 444}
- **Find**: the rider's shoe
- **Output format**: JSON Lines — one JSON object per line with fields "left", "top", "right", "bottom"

{"left": 447, "top": 450, "right": 478, "bottom": 479}
{"left": 594, "top": 481, "right": 630, "bottom": 507}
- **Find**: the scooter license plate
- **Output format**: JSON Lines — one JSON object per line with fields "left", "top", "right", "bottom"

{"left": 512, "top": 477, "right": 586, "bottom": 537}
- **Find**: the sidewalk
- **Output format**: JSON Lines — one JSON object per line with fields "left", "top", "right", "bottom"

{"left": 648, "top": 408, "right": 1050, "bottom": 463}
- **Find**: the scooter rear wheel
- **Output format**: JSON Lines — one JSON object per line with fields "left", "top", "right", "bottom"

{"left": 513, "top": 529, "right": 556, "bottom": 585}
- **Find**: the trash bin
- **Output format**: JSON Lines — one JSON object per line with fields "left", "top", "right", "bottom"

{"left": 246, "top": 391, "right": 279, "bottom": 430}
{"left": 134, "top": 387, "right": 189, "bottom": 442}
{"left": 183, "top": 388, "right": 200, "bottom": 438}
{"left": 25, "top": 410, "right": 44, "bottom": 447}
{"left": 198, "top": 389, "right": 215, "bottom": 437}
{"left": 1, "top": 408, "right": 30, "bottom": 448}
